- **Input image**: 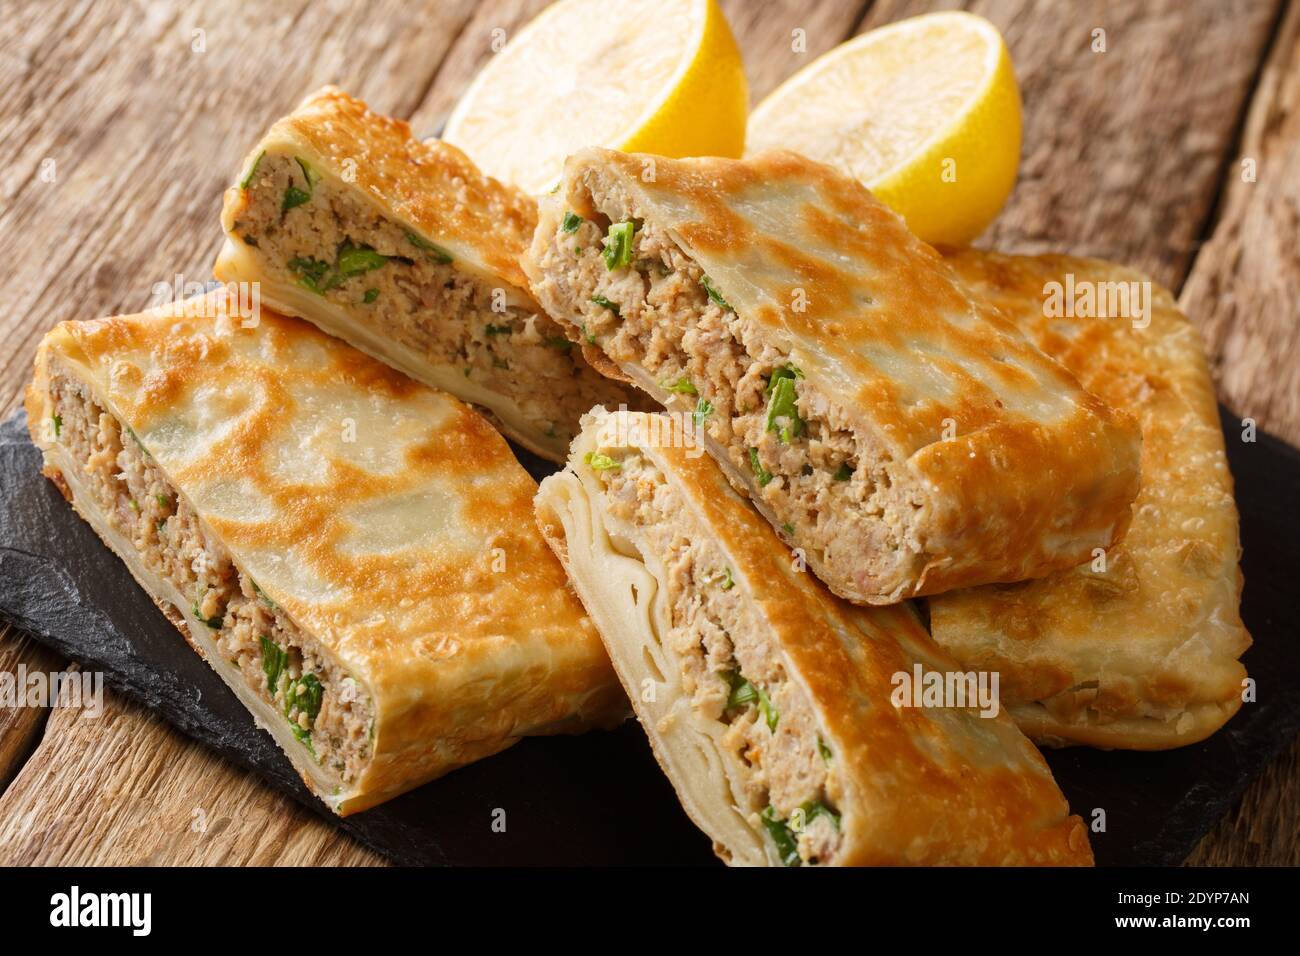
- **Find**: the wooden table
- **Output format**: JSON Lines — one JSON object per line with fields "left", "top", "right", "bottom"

{"left": 0, "top": 0, "right": 1295, "bottom": 866}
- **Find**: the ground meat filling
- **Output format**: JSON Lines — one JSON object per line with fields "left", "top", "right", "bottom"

{"left": 595, "top": 449, "right": 842, "bottom": 865}
{"left": 535, "top": 178, "right": 927, "bottom": 594}
{"left": 47, "top": 366, "right": 374, "bottom": 786}
{"left": 231, "top": 151, "right": 617, "bottom": 447}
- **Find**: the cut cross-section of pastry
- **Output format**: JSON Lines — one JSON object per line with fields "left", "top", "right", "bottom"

{"left": 25, "top": 291, "right": 626, "bottom": 814}
{"left": 216, "top": 86, "right": 640, "bottom": 462}
{"left": 525, "top": 147, "right": 1142, "bottom": 604}
{"left": 535, "top": 407, "right": 1093, "bottom": 866}
{"left": 930, "top": 251, "right": 1252, "bottom": 749}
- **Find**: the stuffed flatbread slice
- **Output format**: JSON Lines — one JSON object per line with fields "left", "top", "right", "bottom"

{"left": 26, "top": 291, "right": 625, "bottom": 814}
{"left": 525, "top": 148, "right": 1141, "bottom": 603}
{"left": 216, "top": 87, "right": 640, "bottom": 462}
{"left": 535, "top": 407, "right": 1093, "bottom": 865}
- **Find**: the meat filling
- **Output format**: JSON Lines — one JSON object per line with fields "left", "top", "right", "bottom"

{"left": 231, "top": 151, "right": 622, "bottom": 448}
{"left": 594, "top": 448, "right": 842, "bottom": 865}
{"left": 46, "top": 364, "right": 374, "bottom": 786}
{"left": 532, "top": 177, "right": 927, "bottom": 596}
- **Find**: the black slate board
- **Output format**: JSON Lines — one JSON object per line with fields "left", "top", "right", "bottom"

{"left": 1, "top": 407, "right": 1297, "bottom": 866}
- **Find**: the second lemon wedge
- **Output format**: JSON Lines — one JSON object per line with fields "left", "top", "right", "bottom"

{"left": 747, "top": 12, "right": 1021, "bottom": 247}
{"left": 444, "top": 0, "right": 748, "bottom": 194}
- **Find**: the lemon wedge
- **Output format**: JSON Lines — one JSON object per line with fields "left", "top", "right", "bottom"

{"left": 444, "top": 0, "right": 748, "bottom": 194}
{"left": 747, "top": 11, "right": 1021, "bottom": 247}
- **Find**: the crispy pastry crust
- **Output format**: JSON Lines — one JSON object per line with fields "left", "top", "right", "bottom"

{"left": 215, "top": 86, "right": 637, "bottom": 461}
{"left": 536, "top": 408, "right": 1093, "bottom": 865}
{"left": 525, "top": 148, "right": 1142, "bottom": 603}
{"left": 930, "top": 251, "right": 1251, "bottom": 749}
{"left": 25, "top": 291, "right": 625, "bottom": 813}
{"left": 232, "top": 86, "right": 538, "bottom": 291}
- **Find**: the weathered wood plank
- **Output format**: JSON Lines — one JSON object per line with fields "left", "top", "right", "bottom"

{"left": 0, "top": 625, "right": 63, "bottom": 792}
{"left": 0, "top": 672, "right": 384, "bottom": 865}
{"left": 0, "top": 0, "right": 479, "bottom": 416}
{"left": 1188, "top": 735, "right": 1300, "bottom": 865}
{"left": 1178, "top": 1, "right": 1300, "bottom": 864}
{"left": 721, "top": 0, "right": 872, "bottom": 103}
{"left": 408, "top": 0, "right": 553, "bottom": 136}
{"left": 858, "top": 0, "right": 1282, "bottom": 288}
{"left": 1180, "top": 0, "right": 1300, "bottom": 445}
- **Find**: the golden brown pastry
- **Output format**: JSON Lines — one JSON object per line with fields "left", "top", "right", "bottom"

{"left": 26, "top": 291, "right": 625, "bottom": 814}
{"left": 930, "top": 251, "right": 1251, "bottom": 749}
{"left": 215, "top": 86, "right": 640, "bottom": 462}
{"left": 535, "top": 407, "right": 1093, "bottom": 865}
{"left": 525, "top": 147, "right": 1142, "bottom": 604}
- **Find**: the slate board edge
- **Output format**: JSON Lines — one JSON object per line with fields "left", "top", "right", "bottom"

{"left": 1144, "top": 710, "right": 1300, "bottom": 865}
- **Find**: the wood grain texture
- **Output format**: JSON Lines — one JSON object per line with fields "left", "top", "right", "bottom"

{"left": 1188, "top": 735, "right": 1300, "bottom": 865}
{"left": 0, "top": 0, "right": 1294, "bottom": 866}
{"left": 860, "top": 0, "right": 1282, "bottom": 287}
{"left": 0, "top": 0, "right": 477, "bottom": 418}
{"left": 1179, "top": 1, "right": 1300, "bottom": 865}
{"left": 0, "top": 671, "right": 385, "bottom": 866}
{"left": 407, "top": 0, "right": 553, "bottom": 136}
{"left": 0, "top": 625, "right": 63, "bottom": 793}
{"left": 1180, "top": 0, "right": 1300, "bottom": 446}
{"left": 721, "top": 0, "right": 872, "bottom": 102}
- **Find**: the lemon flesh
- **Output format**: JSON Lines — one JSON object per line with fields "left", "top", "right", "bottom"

{"left": 748, "top": 11, "right": 1021, "bottom": 247}
{"left": 445, "top": 0, "right": 748, "bottom": 194}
